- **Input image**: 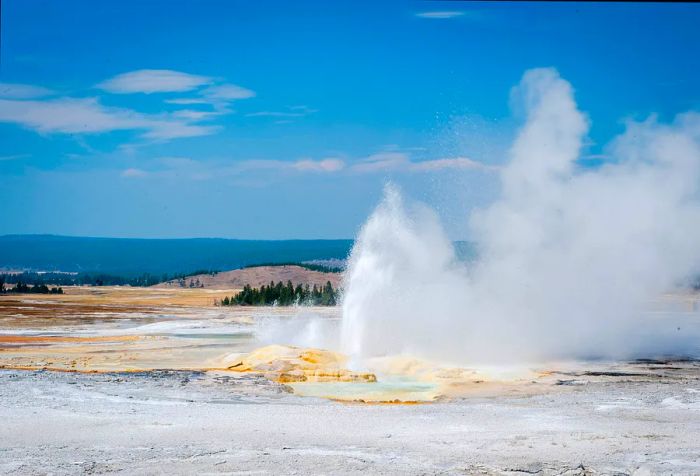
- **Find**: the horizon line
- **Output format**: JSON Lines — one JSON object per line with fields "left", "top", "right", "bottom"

{"left": 0, "top": 233, "right": 356, "bottom": 242}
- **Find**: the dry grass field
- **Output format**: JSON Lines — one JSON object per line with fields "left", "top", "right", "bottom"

{"left": 154, "top": 265, "right": 342, "bottom": 289}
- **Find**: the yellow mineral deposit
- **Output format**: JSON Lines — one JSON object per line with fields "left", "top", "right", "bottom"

{"left": 219, "top": 345, "right": 549, "bottom": 403}
{"left": 223, "top": 344, "right": 377, "bottom": 383}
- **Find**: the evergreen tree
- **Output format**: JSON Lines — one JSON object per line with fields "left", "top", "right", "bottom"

{"left": 228, "top": 280, "right": 337, "bottom": 306}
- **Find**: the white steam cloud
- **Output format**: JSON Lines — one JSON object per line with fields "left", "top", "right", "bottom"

{"left": 341, "top": 68, "right": 700, "bottom": 364}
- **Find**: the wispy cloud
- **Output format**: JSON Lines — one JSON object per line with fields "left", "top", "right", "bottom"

{"left": 415, "top": 11, "right": 465, "bottom": 19}
{"left": 0, "top": 82, "right": 54, "bottom": 99}
{"left": 409, "top": 156, "right": 495, "bottom": 171}
{"left": 292, "top": 158, "right": 345, "bottom": 172}
{"left": 351, "top": 152, "right": 408, "bottom": 173}
{"left": 0, "top": 97, "right": 144, "bottom": 134}
{"left": 290, "top": 105, "right": 317, "bottom": 113}
{"left": 0, "top": 68, "right": 259, "bottom": 142}
{"left": 120, "top": 156, "right": 347, "bottom": 182}
{"left": 350, "top": 152, "right": 494, "bottom": 173}
{"left": 98, "top": 70, "right": 255, "bottom": 110}
{"left": 121, "top": 153, "right": 492, "bottom": 182}
{"left": 95, "top": 70, "right": 257, "bottom": 120}
{"left": 97, "top": 69, "right": 212, "bottom": 94}
{"left": 0, "top": 97, "right": 218, "bottom": 140}
{"left": 246, "top": 105, "right": 317, "bottom": 119}
{"left": 246, "top": 111, "right": 304, "bottom": 118}
{"left": 202, "top": 84, "right": 255, "bottom": 100}
{"left": 163, "top": 98, "right": 211, "bottom": 105}
{"left": 0, "top": 153, "right": 31, "bottom": 162}
{"left": 121, "top": 167, "right": 148, "bottom": 178}
{"left": 231, "top": 158, "right": 345, "bottom": 174}
{"left": 143, "top": 121, "right": 220, "bottom": 140}
{"left": 171, "top": 109, "right": 225, "bottom": 121}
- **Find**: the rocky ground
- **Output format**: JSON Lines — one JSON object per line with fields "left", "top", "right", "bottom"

{"left": 2, "top": 365, "right": 700, "bottom": 475}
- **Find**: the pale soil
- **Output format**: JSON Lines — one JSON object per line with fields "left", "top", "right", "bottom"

{"left": 1, "top": 367, "right": 700, "bottom": 475}
{"left": 152, "top": 265, "right": 342, "bottom": 290}
{"left": 2, "top": 287, "right": 700, "bottom": 474}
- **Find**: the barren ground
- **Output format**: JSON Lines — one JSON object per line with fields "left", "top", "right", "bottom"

{"left": 153, "top": 265, "right": 341, "bottom": 290}
{"left": 1, "top": 287, "right": 699, "bottom": 475}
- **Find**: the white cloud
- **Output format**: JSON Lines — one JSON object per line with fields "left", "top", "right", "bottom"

{"left": 352, "top": 152, "right": 410, "bottom": 172}
{"left": 352, "top": 152, "right": 409, "bottom": 172}
{"left": 1, "top": 71, "right": 257, "bottom": 144}
{"left": 0, "top": 82, "right": 54, "bottom": 99}
{"left": 246, "top": 111, "right": 304, "bottom": 118}
{"left": 415, "top": 11, "right": 465, "bottom": 19}
{"left": 289, "top": 105, "right": 317, "bottom": 113}
{"left": 0, "top": 97, "right": 218, "bottom": 140}
{"left": 202, "top": 83, "right": 255, "bottom": 100}
{"left": 409, "top": 156, "right": 496, "bottom": 171}
{"left": 228, "top": 158, "right": 345, "bottom": 174}
{"left": 97, "top": 69, "right": 212, "bottom": 94}
{"left": 349, "top": 152, "right": 494, "bottom": 173}
{"left": 113, "top": 153, "right": 488, "bottom": 182}
{"left": 292, "top": 158, "right": 345, "bottom": 172}
{"left": 0, "top": 97, "right": 143, "bottom": 133}
{"left": 172, "top": 109, "right": 224, "bottom": 121}
{"left": 130, "top": 156, "right": 346, "bottom": 181}
{"left": 142, "top": 121, "right": 220, "bottom": 140}
{"left": 164, "top": 98, "right": 211, "bottom": 105}
{"left": 121, "top": 168, "right": 148, "bottom": 178}
{"left": 246, "top": 106, "right": 317, "bottom": 118}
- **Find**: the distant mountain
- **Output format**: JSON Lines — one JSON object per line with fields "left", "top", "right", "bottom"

{"left": 0, "top": 235, "right": 354, "bottom": 276}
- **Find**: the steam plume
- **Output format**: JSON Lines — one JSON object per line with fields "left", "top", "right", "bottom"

{"left": 341, "top": 68, "right": 700, "bottom": 364}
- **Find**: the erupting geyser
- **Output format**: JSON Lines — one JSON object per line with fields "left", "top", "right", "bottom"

{"left": 341, "top": 68, "right": 700, "bottom": 364}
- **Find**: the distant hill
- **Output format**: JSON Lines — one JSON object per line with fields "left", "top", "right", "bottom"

{"left": 0, "top": 235, "right": 354, "bottom": 276}
{"left": 153, "top": 265, "right": 342, "bottom": 290}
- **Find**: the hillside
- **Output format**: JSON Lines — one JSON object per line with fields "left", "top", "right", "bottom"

{"left": 153, "top": 265, "right": 342, "bottom": 290}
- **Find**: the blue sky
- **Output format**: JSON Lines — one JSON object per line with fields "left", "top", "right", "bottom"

{"left": 1, "top": 1, "right": 698, "bottom": 239}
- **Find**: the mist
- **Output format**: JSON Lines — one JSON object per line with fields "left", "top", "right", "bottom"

{"left": 341, "top": 68, "right": 700, "bottom": 364}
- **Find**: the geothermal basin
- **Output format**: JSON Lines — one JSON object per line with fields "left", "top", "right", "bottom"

{"left": 1, "top": 286, "right": 700, "bottom": 474}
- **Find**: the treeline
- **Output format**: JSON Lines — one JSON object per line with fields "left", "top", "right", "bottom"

{"left": 0, "top": 270, "right": 218, "bottom": 288}
{"left": 242, "top": 262, "right": 344, "bottom": 273}
{"left": 221, "top": 280, "right": 338, "bottom": 306}
{"left": 0, "top": 279, "right": 63, "bottom": 294}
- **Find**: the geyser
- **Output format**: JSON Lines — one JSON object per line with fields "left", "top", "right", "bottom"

{"left": 341, "top": 68, "right": 700, "bottom": 364}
